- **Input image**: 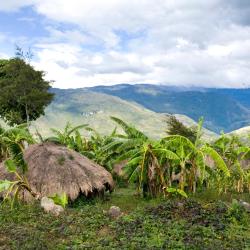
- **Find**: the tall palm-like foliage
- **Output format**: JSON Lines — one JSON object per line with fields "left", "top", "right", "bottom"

{"left": 0, "top": 159, "right": 38, "bottom": 208}
{"left": 82, "top": 126, "right": 120, "bottom": 170}
{"left": 112, "top": 117, "right": 229, "bottom": 197}
{"left": 47, "top": 122, "right": 88, "bottom": 151}
{"left": 47, "top": 122, "right": 120, "bottom": 171}
{"left": 83, "top": 117, "right": 148, "bottom": 173}
{"left": 162, "top": 135, "right": 229, "bottom": 192}
{"left": 0, "top": 124, "right": 37, "bottom": 207}
{"left": 122, "top": 141, "right": 179, "bottom": 197}
{"left": 0, "top": 125, "right": 7, "bottom": 162}
{"left": 105, "top": 117, "right": 182, "bottom": 197}
{"left": 212, "top": 134, "right": 250, "bottom": 193}
{"left": 0, "top": 124, "right": 35, "bottom": 172}
{"left": 161, "top": 118, "right": 229, "bottom": 193}
{"left": 39, "top": 117, "right": 247, "bottom": 198}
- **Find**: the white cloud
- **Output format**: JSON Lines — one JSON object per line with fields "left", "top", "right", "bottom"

{"left": 1, "top": 0, "right": 250, "bottom": 87}
{"left": 0, "top": 0, "right": 37, "bottom": 12}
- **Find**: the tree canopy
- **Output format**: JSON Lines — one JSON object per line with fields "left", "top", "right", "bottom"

{"left": 166, "top": 115, "right": 198, "bottom": 143}
{"left": 0, "top": 58, "right": 54, "bottom": 126}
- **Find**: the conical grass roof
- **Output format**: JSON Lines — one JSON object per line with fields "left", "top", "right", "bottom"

{"left": 0, "top": 142, "right": 114, "bottom": 201}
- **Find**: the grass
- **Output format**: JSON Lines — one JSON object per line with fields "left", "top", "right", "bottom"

{"left": 0, "top": 187, "right": 250, "bottom": 250}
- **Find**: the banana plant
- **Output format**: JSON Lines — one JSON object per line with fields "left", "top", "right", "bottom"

{"left": 105, "top": 117, "right": 178, "bottom": 197}
{"left": 212, "top": 134, "right": 250, "bottom": 193}
{"left": 0, "top": 124, "right": 35, "bottom": 173}
{"left": 82, "top": 126, "right": 120, "bottom": 170}
{"left": 0, "top": 125, "right": 7, "bottom": 162}
{"left": 161, "top": 118, "right": 229, "bottom": 192}
{"left": 119, "top": 141, "right": 179, "bottom": 197}
{"left": 47, "top": 122, "right": 88, "bottom": 150}
{"left": 94, "top": 117, "right": 150, "bottom": 172}
{"left": 0, "top": 159, "right": 38, "bottom": 208}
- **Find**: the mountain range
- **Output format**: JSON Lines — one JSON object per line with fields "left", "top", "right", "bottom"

{"left": 2, "top": 84, "right": 250, "bottom": 140}
{"left": 31, "top": 88, "right": 215, "bottom": 139}
{"left": 89, "top": 84, "right": 250, "bottom": 133}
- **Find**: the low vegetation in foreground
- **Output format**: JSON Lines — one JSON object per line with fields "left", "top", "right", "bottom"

{"left": 0, "top": 116, "right": 249, "bottom": 249}
{"left": 0, "top": 187, "right": 250, "bottom": 250}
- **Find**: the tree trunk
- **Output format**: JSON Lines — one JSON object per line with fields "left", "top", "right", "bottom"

{"left": 25, "top": 103, "right": 30, "bottom": 130}
{"left": 179, "top": 162, "right": 185, "bottom": 191}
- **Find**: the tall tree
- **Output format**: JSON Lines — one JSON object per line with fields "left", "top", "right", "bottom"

{"left": 0, "top": 57, "right": 54, "bottom": 126}
{"left": 166, "top": 115, "right": 198, "bottom": 143}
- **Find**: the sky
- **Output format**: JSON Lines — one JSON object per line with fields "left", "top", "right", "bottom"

{"left": 0, "top": 0, "right": 250, "bottom": 89}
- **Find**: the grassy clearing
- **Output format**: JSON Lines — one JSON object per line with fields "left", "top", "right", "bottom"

{"left": 0, "top": 187, "right": 249, "bottom": 250}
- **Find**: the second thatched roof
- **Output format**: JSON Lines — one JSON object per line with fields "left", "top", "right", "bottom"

{"left": 0, "top": 142, "right": 114, "bottom": 201}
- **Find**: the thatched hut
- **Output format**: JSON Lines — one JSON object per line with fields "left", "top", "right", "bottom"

{"left": 0, "top": 142, "right": 114, "bottom": 201}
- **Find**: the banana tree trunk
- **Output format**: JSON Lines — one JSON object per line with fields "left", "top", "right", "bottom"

{"left": 179, "top": 162, "right": 186, "bottom": 191}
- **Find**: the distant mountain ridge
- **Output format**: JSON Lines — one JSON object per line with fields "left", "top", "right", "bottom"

{"left": 88, "top": 84, "right": 250, "bottom": 133}
{"left": 2, "top": 85, "right": 249, "bottom": 139}
{"left": 29, "top": 88, "right": 216, "bottom": 140}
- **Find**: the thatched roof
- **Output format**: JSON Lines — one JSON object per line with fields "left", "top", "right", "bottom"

{"left": 0, "top": 142, "right": 114, "bottom": 201}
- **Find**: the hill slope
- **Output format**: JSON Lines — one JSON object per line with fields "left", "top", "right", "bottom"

{"left": 228, "top": 126, "right": 250, "bottom": 144}
{"left": 30, "top": 89, "right": 215, "bottom": 139}
{"left": 89, "top": 84, "right": 250, "bottom": 133}
{"left": 33, "top": 89, "right": 167, "bottom": 138}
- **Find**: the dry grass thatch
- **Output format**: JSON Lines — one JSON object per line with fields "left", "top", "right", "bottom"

{"left": 0, "top": 142, "right": 114, "bottom": 201}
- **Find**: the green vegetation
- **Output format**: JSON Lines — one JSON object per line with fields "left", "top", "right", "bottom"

{"left": 0, "top": 124, "right": 35, "bottom": 171}
{"left": 0, "top": 188, "right": 249, "bottom": 249}
{"left": 0, "top": 112, "right": 249, "bottom": 249}
{"left": 44, "top": 117, "right": 248, "bottom": 198}
{"left": 0, "top": 125, "right": 38, "bottom": 207}
{"left": 0, "top": 47, "right": 250, "bottom": 249}
{"left": 2, "top": 116, "right": 249, "bottom": 200}
{"left": 0, "top": 57, "right": 53, "bottom": 126}
{"left": 166, "top": 114, "right": 198, "bottom": 143}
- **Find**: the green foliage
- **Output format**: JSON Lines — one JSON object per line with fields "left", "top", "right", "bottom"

{"left": 0, "top": 189, "right": 249, "bottom": 249}
{"left": 0, "top": 159, "right": 37, "bottom": 208}
{"left": 0, "top": 125, "right": 37, "bottom": 208}
{"left": 4, "top": 158, "right": 17, "bottom": 172}
{"left": 166, "top": 115, "right": 198, "bottom": 143}
{"left": 90, "top": 117, "right": 230, "bottom": 198}
{"left": 227, "top": 199, "right": 248, "bottom": 224}
{"left": 0, "top": 179, "right": 14, "bottom": 192}
{"left": 2, "top": 116, "right": 248, "bottom": 207}
{"left": 166, "top": 187, "right": 188, "bottom": 198}
{"left": 201, "top": 145, "right": 230, "bottom": 176}
{"left": 0, "top": 124, "right": 35, "bottom": 172}
{"left": 110, "top": 116, "right": 148, "bottom": 140}
{"left": 0, "top": 57, "right": 54, "bottom": 126}
{"left": 47, "top": 122, "right": 87, "bottom": 149}
{"left": 211, "top": 134, "right": 250, "bottom": 193}
{"left": 49, "top": 193, "right": 68, "bottom": 208}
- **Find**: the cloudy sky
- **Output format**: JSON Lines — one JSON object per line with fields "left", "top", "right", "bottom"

{"left": 0, "top": 0, "right": 250, "bottom": 88}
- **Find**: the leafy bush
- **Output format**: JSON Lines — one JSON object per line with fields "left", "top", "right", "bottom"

{"left": 49, "top": 193, "right": 68, "bottom": 208}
